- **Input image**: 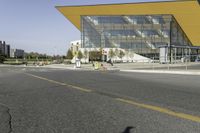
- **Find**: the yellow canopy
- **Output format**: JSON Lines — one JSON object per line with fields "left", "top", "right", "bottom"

{"left": 56, "top": 0, "right": 200, "bottom": 46}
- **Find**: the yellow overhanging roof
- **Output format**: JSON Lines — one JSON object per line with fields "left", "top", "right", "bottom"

{"left": 56, "top": 0, "right": 200, "bottom": 46}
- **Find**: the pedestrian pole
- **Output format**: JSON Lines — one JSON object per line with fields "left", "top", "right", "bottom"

{"left": 168, "top": 55, "right": 170, "bottom": 70}
{"left": 186, "top": 58, "right": 188, "bottom": 71}
{"left": 152, "top": 57, "right": 154, "bottom": 70}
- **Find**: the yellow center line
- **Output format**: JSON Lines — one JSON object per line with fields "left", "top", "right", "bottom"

{"left": 116, "top": 98, "right": 200, "bottom": 123}
{"left": 24, "top": 73, "right": 92, "bottom": 93}
{"left": 24, "top": 73, "right": 200, "bottom": 123}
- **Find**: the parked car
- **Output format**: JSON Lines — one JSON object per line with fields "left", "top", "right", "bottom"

{"left": 195, "top": 58, "right": 200, "bottom": 62}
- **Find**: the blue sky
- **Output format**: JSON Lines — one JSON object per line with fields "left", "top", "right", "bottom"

{"left": 0, "top": 0, "right": 168, "bottom": 55}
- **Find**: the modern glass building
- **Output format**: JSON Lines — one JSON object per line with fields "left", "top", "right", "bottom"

{"left": 81, "top": 15, "right": 192, "bottom": 57}
{"left": 57, "top": 0, "right": 200, "bottom": 59}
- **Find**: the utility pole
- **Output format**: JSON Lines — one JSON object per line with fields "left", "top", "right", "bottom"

{"left": 169, "top": 20, "right": 172, "bottom": 64}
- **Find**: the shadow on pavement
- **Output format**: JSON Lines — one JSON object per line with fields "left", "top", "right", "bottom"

{"left": 122, "top": 126, "right": 135, "bottom": 133}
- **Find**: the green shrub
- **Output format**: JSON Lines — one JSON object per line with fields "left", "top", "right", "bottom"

{"left": 0, "top": 55, "right": 5, "bottom": 63}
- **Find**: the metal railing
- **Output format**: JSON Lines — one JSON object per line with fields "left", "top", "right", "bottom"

{"left": 147, "top": 55, "right": 200, "bottom": 71}
{"left": 113, "top": 55, "right": 200, "bottom": 71}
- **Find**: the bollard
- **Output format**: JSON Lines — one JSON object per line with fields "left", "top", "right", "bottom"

{"left": 186, "top": 59, "right": 188, "bottom": 71}
{"left": 167, "top": 56, "right": 170, "bottom": 70}
{"left": 94, "top": 62, "right": 99, "bottom": 70}
{"left": 152, "top": 57, "right": 154, "bottom": 70}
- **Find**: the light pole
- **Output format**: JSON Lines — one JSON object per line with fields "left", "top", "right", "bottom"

{"left": 100, "top": 30, "right": 105, "bottom": 62}
{"left": 169, "top": 20, "right": 172, "bottom": 64}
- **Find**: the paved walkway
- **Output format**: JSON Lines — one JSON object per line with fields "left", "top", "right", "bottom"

{"left": 1, "top": 62, "right": 200, "bottom": 75}
{"left": 121, "top": 69, "right": 200, "bottom": 75}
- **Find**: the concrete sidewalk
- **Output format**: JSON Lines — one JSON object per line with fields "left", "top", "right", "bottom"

{"left": 44, "top": 64, "right": 200, "bottom": 75}
{"left": 43, "top": 64, "right": 119, "bottom": 71}
{"left": 1, "top": 63, "right": 200, "bottom": 75}
{"left": 120, "top": 69, "right": 200, "bottom": 75}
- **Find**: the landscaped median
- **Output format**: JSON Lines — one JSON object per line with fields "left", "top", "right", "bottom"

{"left": 3, "top": 60, "right": 25, "bottom": 65}
{"left": 3, "top": 58, "right": 52, "bottom": 66}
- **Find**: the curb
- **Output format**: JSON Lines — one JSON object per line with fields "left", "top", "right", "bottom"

{"left": 120, "top": 70, "right": 200, "bottom": 75}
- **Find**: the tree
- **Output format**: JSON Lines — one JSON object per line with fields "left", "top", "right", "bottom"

{"left": 125, "top": 49, "right": 129, "bottom": 61}
{"left": 27, "top": 52, "right": 39, "bottom": 60}
{"left": 115, "top": 49, "right": 119, "bottom": 57}
{"left": 99, "top": 48, "right": 103, "bottom": 55}
{"left": 109, "top": 49, "right": 115, "bottom": 59}
{"left": 66, "top": 49, "right": 73, "bottom": 59}
{"left": 62, "top": 56, "right": 66, "bottom": 59}
{"left": 77, "top": 50, "right": 83, "bottom": 59}
{"left": 89, "top": 51, "right": 96, "bottom": 61}
{"left": 89, "top": 50, "right": 102, "bottom": 61}
{"left": 84, "top": 49, "right": 88, "bottom": 59}
{"left": 0, "top": 55, "right": 5, "bottom": 63}
{"left": 25, "top": 52, "right": 53, "bottom": 61}
{"left": 119, "top": 50, "right": 125, "bottom": 61}
{"left": 83, "top": 49, "right": 88, "bottom": 63}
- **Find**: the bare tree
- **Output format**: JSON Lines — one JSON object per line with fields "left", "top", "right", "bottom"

{"left": 84, "top": 49, "right": 88, "bottom": 63}
{"left": 119, "top": 50, "right": 125, "bottom": 61}
{"left": 109, "top": 49, "right": 115, "bottom": 60}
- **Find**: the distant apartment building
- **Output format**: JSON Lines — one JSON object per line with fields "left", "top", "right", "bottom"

{"left": 5, "top": 45, "right": 10, "bottom": 57}
{"left": 0, "top": 41, "right": 6, "bottom": 55}
{"left": 10, "top": 49, "right": 24, "bottom": 58}
{"left": 15, "top": 49, "right": 24, "bottom": 58}
{"left": 10, "top": 49, "right": 15, "bottom": 58}
{"left": 70, "top": 40, "right": 81, "bottom": 55}
{"left": 0, "top": 41, "right": 10, "bottom": 57}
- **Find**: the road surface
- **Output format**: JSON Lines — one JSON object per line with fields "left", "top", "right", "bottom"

{"left": 0, "top": 66, "right": 200, "bottom": 133}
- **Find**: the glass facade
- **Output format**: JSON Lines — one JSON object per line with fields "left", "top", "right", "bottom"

{"left": 81, "top": 15, "right": 192, "bottom": 57}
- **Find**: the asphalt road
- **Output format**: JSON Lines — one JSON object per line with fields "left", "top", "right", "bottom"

{"left": 0, "top": 66, "right": 200, "bottom": 133}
